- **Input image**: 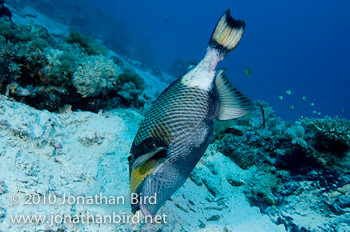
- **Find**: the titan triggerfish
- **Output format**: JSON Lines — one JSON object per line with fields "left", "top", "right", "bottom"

{"left": 128, "top": 9, "right": 253, "bottom": 217}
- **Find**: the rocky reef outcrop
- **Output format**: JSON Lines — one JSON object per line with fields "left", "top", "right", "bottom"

{"left": 215, "top": 101, "right": 350, "bottom": 232}
{"left": 0, "top": 18, "right": 154, "bottom": 113}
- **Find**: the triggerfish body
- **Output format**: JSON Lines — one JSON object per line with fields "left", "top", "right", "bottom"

{"left": 128, "top": 10, "right": 253, "bottom": 216}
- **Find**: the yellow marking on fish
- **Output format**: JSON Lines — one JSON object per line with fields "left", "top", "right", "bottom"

{"left": 130, "top": 159, "right": 158, "bottom": 194}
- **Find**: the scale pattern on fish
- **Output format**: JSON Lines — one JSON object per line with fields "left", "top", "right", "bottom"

{"left": 128, "top": 9, "right": 253, "bottom": 216}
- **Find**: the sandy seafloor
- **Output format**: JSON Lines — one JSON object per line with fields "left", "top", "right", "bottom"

{"left": 0, "top": 4, "right": 289, "bottom": 232}
{"left": 0, "top": 95, "right": 286, "bottom": 232}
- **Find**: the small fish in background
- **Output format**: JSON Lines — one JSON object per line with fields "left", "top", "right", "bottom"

{"left": 128, "top": 10, "right": 252, "bottom": 217}
{"left": 341, "top": 109, "right": 345, "bottom": 113}
{"left": 286, "top": 90, "right": 292, "bottom": 95}
{"left": 245, "top": 67, "right": 251, "bottom": 76}
{"left": 278, "top": 95, "right": 283, "bottom": 100}
{"left": 318, "top": 112, "right": 322, "bottom": 116}
{"left": 163, "top": 18, "right": 171, "bottom": 24}
{"left": 290, "top": 105, "right": 295, "bottom": 111}
{"left": 313, "top": 110, "right": 317, "bottom": 114}
{"left": 23, "top": 14, "right": 37, "bottom": 18}
{"left": 302, "top": 96, "right": 307, "bottom": 101}
{"left": 310, "top": 102, "right": 315, "bottom": 107}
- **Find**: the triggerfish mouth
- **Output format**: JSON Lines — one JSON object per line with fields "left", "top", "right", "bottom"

{"left": 128, "top": 10, "right": 253, "bottom": 216}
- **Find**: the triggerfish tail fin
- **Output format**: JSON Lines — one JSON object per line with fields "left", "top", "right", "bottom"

{"left": 215, "top": 69, "right": 253, "bottom": 120}
{"left": 208, "top": 9, "right": 245, "bottom": 58}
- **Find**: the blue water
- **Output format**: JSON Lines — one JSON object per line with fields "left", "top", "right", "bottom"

{"left": 32, "top": 0, "right": 350, "bottom": 122}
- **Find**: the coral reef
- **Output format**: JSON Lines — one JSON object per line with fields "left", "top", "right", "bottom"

{"left": 214, "top": 101, "right": 350, "bottom": 232}
{"left": 302, "top": 116, "right": 350, "bottom": 153}
{"left": 65, "top": 31, "right": 108, "bottom": 56}
{"left": 72, "top": 55, "right": 121, "bottom": 98}
{"left": 215, "top": 101, "right": 290, "bottom": 170}
{"left": 285, "top": 121, "right": 308, "bottom": 149}
{"left": 245, "top": 169, "right": 281, "bottom": 207}
{"left": 117, "top": 70, "right": 145, "bottom": 92}
{"left": 115, "top": 70, "right": 147, "bottom": 107}
{"left": 0, "top": 19, "right": 61, "bottom": 111}
{"left": 300, "top": 116, "right": 350, "bottom": 170}
{"left": 0, "top": 18, "right": 148, "bottom": 112}
{"left": 117, "top": 82, "right": 141, "bottom": 101}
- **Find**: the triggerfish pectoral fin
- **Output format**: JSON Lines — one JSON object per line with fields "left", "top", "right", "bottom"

{"left": 139, "top": 161, "right": 187, "bottom": 216}
{"left": 129, "top": 146, "right": 167, "bottom": 214}
{"left": 215, "top": 69, "right": 253, "bottom": 120}
{"left": 131, "top": 147, "right": 166, "bottom": 170}
{"left": 130, "top": 158, "right": 159, "bottom": 202}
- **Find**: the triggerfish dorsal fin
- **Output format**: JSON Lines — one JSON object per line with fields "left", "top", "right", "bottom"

{"left": 131, "top": 147, "right": 166, "bottom": 170}
{"left": 215, "top": 69, "right": 253, "bottom": 120}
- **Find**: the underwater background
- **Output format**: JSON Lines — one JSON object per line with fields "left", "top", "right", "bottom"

{"left": 107, "top": 0, "right": 350, "bottom": 123}
{"left": 26, "top": 0, "right": 350, "bottom": 123}
{"left": 8, "top": 0, "right": 349, "bottom": 122}
{"left": 0, "top": 0, "right": 349, "bottom": 231}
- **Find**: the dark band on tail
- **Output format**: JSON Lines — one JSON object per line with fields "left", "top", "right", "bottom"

{"left": 208, "top": 10, "right": 246, "bottom": 57}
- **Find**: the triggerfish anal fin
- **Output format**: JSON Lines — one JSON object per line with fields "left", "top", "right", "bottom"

{"left": 131, "top": 147, "right": 166, "bottom": 170}
{"left": 215, "top": 69, "right": 253, "bottom": 120}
